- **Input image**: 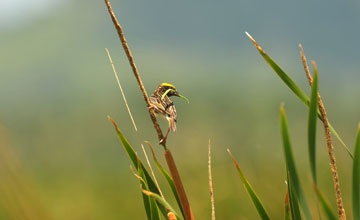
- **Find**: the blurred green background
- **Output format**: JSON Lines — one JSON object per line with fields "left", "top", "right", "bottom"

{"left": 1, "top": 0, "right": 360, "bottom": 219}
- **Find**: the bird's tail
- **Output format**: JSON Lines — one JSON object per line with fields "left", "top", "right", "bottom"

{"left": 169, "top": 118, "right": 177, "bottom": 132}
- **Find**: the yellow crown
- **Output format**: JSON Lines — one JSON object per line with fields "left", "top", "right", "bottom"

{"left": 161, "top": 83, "right": 176, "bottom": 89}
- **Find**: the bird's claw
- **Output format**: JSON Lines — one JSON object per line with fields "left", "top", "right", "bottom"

{"left": 159, "top": 137, "right": 167, "bottom": 145}
{"left": 148, "top": 104, "right": 155, "bottom": 110}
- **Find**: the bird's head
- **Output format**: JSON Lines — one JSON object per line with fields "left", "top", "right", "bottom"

{"left": 158, "top": 83, "right": 189, "bottom": 103}
{"left": 159, "top": 83, "right": 179, "bottom": 96}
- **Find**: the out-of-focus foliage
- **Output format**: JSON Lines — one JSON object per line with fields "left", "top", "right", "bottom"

{"left": 1, "top": 0, "right": 360, "bottom": 219}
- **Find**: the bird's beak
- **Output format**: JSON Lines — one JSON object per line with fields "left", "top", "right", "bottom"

{"left": 177, "top": 93, "right": 190, "bottom": 104}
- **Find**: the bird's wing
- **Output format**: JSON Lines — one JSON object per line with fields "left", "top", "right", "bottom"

{"left": 166, "top": 103, "right": 177, "bottom": 122}
{"left": 150, "top": 96, "right": 166, "bottom": 113}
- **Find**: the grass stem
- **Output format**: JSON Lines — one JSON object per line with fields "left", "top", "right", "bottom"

{"left": 208, "top": 139, "right": 215, "bottom": 220}
{"left": 104, "top": 1, "right": 193, "bottom": 218}
{"left": 104, "top": 0, "right": 165, "bottom": 146}
{"left": 299, "top": 45, "right": 346, "bottom": 220}
{"left": 105, "top": 48, "right": 164, "bottom": 199}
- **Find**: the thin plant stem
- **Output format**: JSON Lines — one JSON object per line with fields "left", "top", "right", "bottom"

{"left": 299, "top": 44, "right": 346, "bottom": 220}
{"left": 104, "top": 0, "right": 165, "bottom": 147}
{"left": 105, "top": 48, "right": 164, "bottom": 199}
{"left": 104, "top": 1, "right": 193, "bottom": 219}
{"left": 208, "top": 139, "right": 215, "bottom": 220}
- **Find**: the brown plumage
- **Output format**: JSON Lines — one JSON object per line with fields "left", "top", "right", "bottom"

{"left": 149, "top": 83, "right": 182, "bottom": 144}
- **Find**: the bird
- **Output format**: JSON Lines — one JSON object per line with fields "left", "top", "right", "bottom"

{"left": 149, "top": 83, "right": 189, "bottom": 144}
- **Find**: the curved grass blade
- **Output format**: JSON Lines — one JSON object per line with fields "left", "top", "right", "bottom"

{"left": 161, "top": 89, "right": 175, "bottom": 101}
{"left": 143, "top": 190, "right": 181, "bottom": 220}
{"left": 287, "top": 174, "right": 301, "bottom": 220}
{"left": 108, "top": 116, "right": 167, "bottom": 218}
{"left": 145, "top": 141, "right": 185, "bottom": 219}
{"left": 314, "top": 187, "right": 337, "bottom": 220}
{"left": 246, "top": 32, "right": 352, "bottom": 158}
{"left": 352, "top": 123, "right": 360, "bottom": 220}
{"left": 177, "top": 94, "right": 190, "bottom": 104}
{"left": 280, "top": 106, "right": 312, "bottom": 220}
{"left": 308, "top": 70, "right": 318, "bottom": 183}
{"left": 227, "top": 149, "right": 271, "bottom": 220}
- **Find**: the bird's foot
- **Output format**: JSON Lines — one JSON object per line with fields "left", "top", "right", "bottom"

{"left": 159, "top": 137, "right": 167, "bottom": 145}
{"left": 148, "top": 104, "right": 155, "bottom": 110}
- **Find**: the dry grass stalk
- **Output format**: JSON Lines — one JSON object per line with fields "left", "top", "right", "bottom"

{"left": 299, "top": 44, "right": 346, "bottom": 220}
{"left": 104, "top": 0, "right": 165, "bottom": 145}
{"left": 104, "top": 1, "right": 193, "bottom": 218}
{"left": 208, "top": 139, "right": 215, "bottom": 220}
{"left": 105, "top": 48, "right": 164, "bottom": 199}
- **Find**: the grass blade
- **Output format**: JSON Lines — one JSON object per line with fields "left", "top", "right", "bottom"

{"left": 353, "top": 123, "right": 360, "bottom": 220}
{"left": 228, "top": 149, "right": 271, "bottom": 220}
{"left": 141, "top": 189, "right": 152, "bottom": 219}
{"left": 136, "top": 161, "right": 159, "bottom": 220}
{"left": 143, "top": 190, "right": 181, "bottom": 220}
{"left": 284, "top": 189, "right": 291, "bottom": 220}
{"left": 328, "top": 124, "right": 352, "bottom": 158}
{"left": 288, "top": 173, "right": 301, "bottom": 220}
{"left": 308, "top": 70, "right": 318, "bottom": 183}
{"left": 145, "top": 141, "right": 185, "bottom": 219}
{"left": 149, "top": 199, "right": 161, "bottom": 220}
{"left": 137, "top": 158, "right": 161, "bottom": 220}
{"left": 108, "top": 116, "right": 158, "bottom": 191}
{"left": 314, "top": 187, "right": 337, "bottom": 220}
{"left": 245, "top": 32, "right": 309, "bottom": 105}
{"left": 246, "top": 32, "right": 352, "bottom": 158}
{"left": 108, "top": 116, "right": 167, "bottom": 218}
{"left": 280, "top": 105, "right": 312, "bottom": 220}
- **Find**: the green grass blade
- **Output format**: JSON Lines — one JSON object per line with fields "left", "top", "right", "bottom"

{"left": 284, "top": 189, "right": 291, "bottom": 220}
{"left": 142, "top": 192, "right": 152, "bottom": 220}
{"left": 308, "top": 70, "right": 318, "bottom": 183}
{"left": 328, "top": 124, "right": 353, "bottom": 159}
{"left": 280, "top": 106, "right": 312, "bottom": 220}
{"left": 143, "top": 190, "right": 181, "bottom": 220}
{"left": 246, "top": 32, "right": 352, "bottom": 159}
{"left": 287, "top": 173, "right": 302, "bottom": 220}
{"left": 145, "top": 141, "right": 185, "bottom": 219}
{"left": 314, "top": 187, "right": 337, "bottom": 220}
{"left": 245, "top": 32, "right": 309, "bottom": 106}
{"left": 108, "top": 117, "right": 157, "bottom": 191}
{"left": 136, "top": 161, "right": 156, "bottom": 220}
{"left": 108, "top": 117, "right": 167, "bottom": 218}
{"left": 228, "top": 149, "right": 271, "bottom": 220}
{"left": 353, "top": 123, "right": 360, "bottom": 220}
{"left": 149, "top": 195, "right": 161, "bottom": 220}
